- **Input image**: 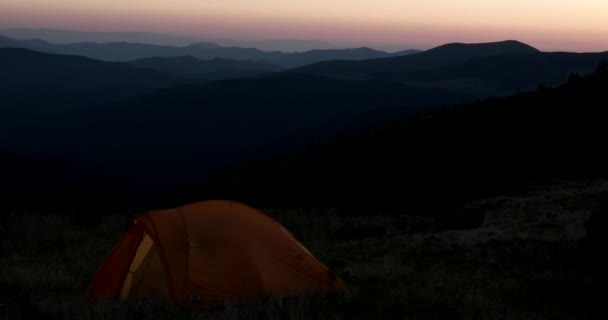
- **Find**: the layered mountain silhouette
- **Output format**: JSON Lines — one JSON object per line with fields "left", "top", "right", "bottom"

{"left": 0, "top": 34, "right": 418, "bottom": 68}
{"left": 0, "top": 34, "right": 23, "bottom": 48}
{"left": 0, "top": 48, "right": 183, "bottom": 121}
{"left": 1, "top": 40, "right": 607, "bottom": 211}
{"left": 0, "top": 28, "right": 205, "bottom": 46}
{"left": 0, "top": 28, "right": 335, "bottom": 51}
{"left": 273, "top": 47, "right": 418, "bottom": 67}
{"left": 291, "top": 40, "right": 540, "bottom": 76}
{"left": 129, "top": 56, "right": 282, "bottom": 80}
{"left": 384, "top": 51, "right": 608, "bottom": 97}
{"left": 292, "top": 40, "right": 608, "bottom": 97}
{"left": 0, "top": 48, "right": 177, "bottom": 90}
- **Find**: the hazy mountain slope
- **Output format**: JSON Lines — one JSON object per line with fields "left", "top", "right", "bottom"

{"left": 389, "top": 49, "right": 422, "bottom": 57}
{"left": 0, "top": 28, "right": 335, "bottom": 51}
{"left": 274, "top": 47, "right": 406, "bottom": 67}
{"left": 0, "top": 48, "right": 186, "bottom": 124}
{"left": 188, "top": 68, "right": 608, "bottom": 210}
{"left": 0, "top": 35, "right": 285, "bottom": 62}
{"left": 213, "top": 39, "right": 334, "bottom": 52}
{"left": 382, "top": 51, "right": 608, "bottom": 97}
{"left": 129, "top": 56, "right": 282, "bottom": 80}
{"left": 289, "top": 42, "right": 607, "bottom": 98}
{"left": 1, "top": 73, "right": 466, "bottom": 196}
{"left": 0, "top": 48, "right": 177, "bottom": 90}
{"left": 0, "top": 28, "right": 203, "bottom": 46}
{"left": 0, "top": 34, "right": 416, "bottom": 68}
{"left": 291, "top": 40, "right": 540, "bottom": 77}
{"left": 0, "top": 34, "right": 17, "bottom": 45}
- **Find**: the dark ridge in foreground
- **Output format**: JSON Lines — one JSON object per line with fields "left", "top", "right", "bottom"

{"left": 169, "top": 65, "right": 608, "bottom": 211}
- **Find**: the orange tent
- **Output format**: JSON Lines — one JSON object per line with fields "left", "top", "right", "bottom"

{"left": 85, "top": 200, "right": 347, "bottom": 305}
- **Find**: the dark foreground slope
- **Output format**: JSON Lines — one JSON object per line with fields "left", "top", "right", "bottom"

{"left": 186, "top": 66, "right": 608, "bottom": 211}
{"left": 1, "top": 178, "right": 605, "bottom": 319}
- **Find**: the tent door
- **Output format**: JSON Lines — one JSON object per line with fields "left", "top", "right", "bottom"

{"left": 119, "top": 232, "right": 171, "bottom": 301}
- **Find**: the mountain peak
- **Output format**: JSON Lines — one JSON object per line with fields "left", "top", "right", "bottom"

{"left": 429, "top": 40, "right": 539, "bottom": 55}
{"left": 187, "top": 42, "right": 221, "bottom": 49}
{"left": 0, "top": 34, "right": 16, "bottom": 42}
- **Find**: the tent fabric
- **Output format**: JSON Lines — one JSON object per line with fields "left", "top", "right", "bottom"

{"left": 85, "top": 200, "right": 347, "bottom": 305}
{"left": 119, "top": 233, "right": 171, "bottom": 301}
{"left": 85, "top": 221, "right": 145, "bottom": 299}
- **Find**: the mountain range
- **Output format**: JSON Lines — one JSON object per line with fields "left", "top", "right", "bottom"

{"left": 0, "top": 28, "right": 336, "bottom": 51}
{"left": 0, "top": 48, "right": 182, "bottom": 120}
{"left": 129, "top": 56, "right": 282, "bottom": 80}
{"left": 1, "top": 39, "right": 607, "bottom": 211}
{"left": 0, "top": 48, "right": 177, "bottom": 90}
{"left": 292, "top": 40, "right": 540, "bottom": 76}
{"left": 293, "top": 40, "right": 608, "bottom": 96}
{"left": 0, "top": 34, "right": 419, "bottom": 68}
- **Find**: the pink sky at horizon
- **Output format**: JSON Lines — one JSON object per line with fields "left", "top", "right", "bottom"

{"left": 1, "top": 0, "right": 607, "bottom": 52}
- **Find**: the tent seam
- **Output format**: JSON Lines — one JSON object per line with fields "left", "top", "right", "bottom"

{"left": 143, "top": 214, "right": 180, "bottom": 304}
{"left": 177, "top": 207, "right": 192, "bottom": 304}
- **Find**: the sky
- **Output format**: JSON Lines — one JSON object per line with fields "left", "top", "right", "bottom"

{"left": 1, "top": 0, "right": 607, "bottom": 52}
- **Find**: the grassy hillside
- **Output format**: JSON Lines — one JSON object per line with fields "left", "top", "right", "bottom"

{"left": 1, "top": 178, "right": 604, "bottom": 319}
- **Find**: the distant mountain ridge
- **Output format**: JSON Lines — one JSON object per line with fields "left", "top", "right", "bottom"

{"left": 291, "top": 40, "right": 540, "bottom": 77}
{"left": 0, "top": 48, "right": 183, "bottom": 117}
{"left": 385, "top": 51, "right": 608, "bottom": 97}
{"left": 2, "top": 40, "right": 607, "bottom": 206}
{"left": 424, "top": 40, "right": 539, "bottom": 58}
{"left": 0, "top": 34, "right": 419, "bottom": 68}
{"left": 129, "top": 56, "right": 282, "bottom": 80}
{"left": 0, "top": 28, "right": 204, "bottom": 46}
{"left": 0, "top": 48, "right": 177, "bottom": 90}
{"left": 0, "top": 28, "right": 335, "bottom": 51}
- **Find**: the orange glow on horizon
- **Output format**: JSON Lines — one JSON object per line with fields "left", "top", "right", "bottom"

{"left": 0, "top": 0, "right": 607, "bottom": 52}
